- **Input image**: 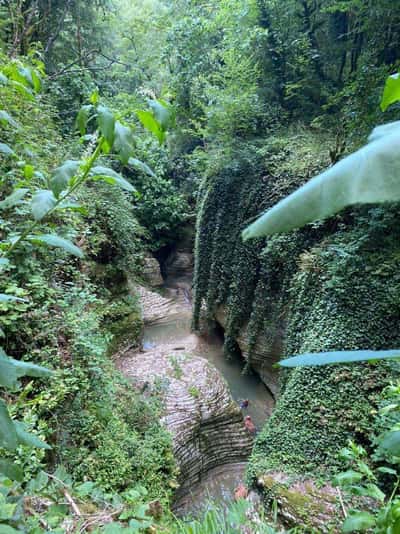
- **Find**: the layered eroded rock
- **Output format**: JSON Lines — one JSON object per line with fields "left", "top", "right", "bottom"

{"left": 118, "top": 287, "right": 253, "bottom": 497}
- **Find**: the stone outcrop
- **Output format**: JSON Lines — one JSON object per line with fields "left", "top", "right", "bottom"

{"left": 257, "top": 471, "right": 342, "bottom": 532}
{"left": 118, "top": 287, "right": 253, "bottom": 497}
{"left": 142, "top": 255, "right": 163, "bottom": 287}
{"left": 215, "top": 306, "right": 281, "bottom": 398}
{"left": 164, "top": 251, "right": 194, "bottom": 279}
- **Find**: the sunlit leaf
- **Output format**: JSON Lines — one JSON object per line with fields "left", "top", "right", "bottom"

{"left": 280, "top": 350, "right": 400, "bottom": 367}
{"left": 243, "top": 122, "right": 400, "bottom": 239}
{"left": 76, "top": 105, "right": 93, "bottom": 136}
{"left": 0, "top": 110, "right": 19, "bottom": 128}
{"left": 31, "top": 189, "right": 57, "bottom": 220}
{"left": 136, "top": 110, "right": 165, "bottom": 144}
{"left": 28, "top": 234, "right": 83, "bottom": 258}
{"left": 128, "top": 157, "right": 155, "bottom": 177}
{"left": 91, "top": 166, "right": 136, "bottom": 193}
{"left": 97, "top": 105, "right": 115, "bottom": 146}
{"left": 381, "top": 73, "right": 400, "bottom": 111}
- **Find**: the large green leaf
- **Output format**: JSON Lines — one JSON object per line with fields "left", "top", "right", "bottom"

{"left": 148, "top": 99, "right": 175, "bottom": 130}
{"left": 332, "top": 470, "right": 363, "bottom": 486}
{"left": 0, "top": 347, "right": 52, "bottom": 390}
{"left": 31, "top": 189, "right": 57, "bottom": 220}
{"left": 242, "top": 122, "right": 400, "bottom": 239}
{"left": 342, "top": 512, "right": 376, "bottom": 532}
{"left": 0, "top": 143, "right": 15, "bottom": 157}
{"left": 0, "top": 400, "right": 18, "bottom": 450}
{"left": 50, "top": 160, "right": 81, "bottom": 198}
{"left": 28, "top": 234, "right": 83, "bottom": 258}
{"left": 114, "top": 121, "right": 135, "bottom": 164}
{"left": 0, "top": 188, "right": 29, "bottom": 210}
{"left": 136, "top": 110, "right": 165, "bottom": 144}
{"left": 14, "top": 421, "right": 51, "bottom": 449}
{"left": 97, "top": 105, "right": 115, "bottom": 146}
{"left": 91, "top": 166, "right": 136, "bottom": 193}
{"left": 0, "top": 525, "right": 21, "bottom": 534}
{"left": 0, "top": 460, "right": 23, "bottom": 482}
{"left": 381, "top": 73, "right": 400, "bottom": 111}
{"left": 76, "top": 104, "right": 93, "bottom": 136}
{"left": 0, "top": 110, "right": 19, "bottom": 129}
{"left": 128, "top": 157, "right": 155, "bottom": 177}
{"left": 379, "top": 430, "right": 400, "bottom": 456}
{"left": 0, "top": 294, "right": 26, "bottom": 303}
{"left": 280, "top": 350, "right": 400, "bottom": 367}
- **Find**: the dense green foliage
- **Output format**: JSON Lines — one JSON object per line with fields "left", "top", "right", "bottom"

{"left": 1, "top": 0, "right": 400, "bottom": 531}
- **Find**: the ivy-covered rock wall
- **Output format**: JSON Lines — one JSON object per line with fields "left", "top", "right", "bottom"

{"left": 193, "top": 130, "right": 400, "bottom": 479}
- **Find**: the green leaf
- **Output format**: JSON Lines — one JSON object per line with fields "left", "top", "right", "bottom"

{"left": 76, "top": 105, "right": 93, "bottom": 136}
{"left": 0, "top": 525, "right": 21, "bottom": 534}
{"left": 0, "top": 294, "right": 26, "bottom": 303}
{"left": 0, "top": 460, "right": 23, "bottom": 482}
{"left": 332, "top": 470, "right": 363, "bottom": 487}
{"left": 50, "top": 160, "right": 81, "bottom": 198}
{"left": 14, "top": 421, "right": 50, "bottom": 449}
{"left": 91, "top": 166, "right": 136, "bottom": 193}
{"left": 31, "top": 189, "right": 57, "bottom": 220}
{"left": 0, "top": 188, "right": 29, "bottom": 210}
{"left": 136, "top": 110, "right": 165, "bottom": 144}
{"left": 377, "top": 466, "right": 397, "bottom": 475}
{"left": 114, "top": 121, "right": 135, "bottom": 163}
{"left": 242, "top": 122, "right": 400, "bottom": 239}
{"left": 280, "top": 350, "right": 400, "bottom": 368}
{"left": 381, "top": 73, "right": 400, "bottom": 111}
{"left": 24, "top": 164, "right": 34, "bottom": 179}
{"left": 97, "top": 105, "right": 115, "bottom": 146}
{"left": 0, "top": 143, "right": 15, "bottom": 157}
{"left": 342, "top": 512, "right": 376, "bottom": 532}
{"left": 148, "top": 99, "right": 175, "bottom": 130}
{"left": 0, "top": 347, "right": 52, "bottom": 390}
{"left": 128, "top": 157, "right": 155, "bottom": 177}
{"left": 0, "top": 73, "right": 8, "bottom": 85}
{"left": 380, "top": 431, "right": 400, "bottom": 456}
{"left": 0, "top": 400, "right": 18, "bottom": 450}
{"left": 29, "top": 234, "right": 83, "bottom": 258}
{"left": 0, "top": 110, "right": 18, "bottom": 129}
{"left": 10, "top": 80, "right": 34, "bottom": 101}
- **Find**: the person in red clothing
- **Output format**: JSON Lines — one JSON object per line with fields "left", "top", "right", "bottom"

{"left": 234, "top": 484, "right": 248, "bottom": 501}
{"left": 244, "top": 415, "right": 256, "bottom": 434}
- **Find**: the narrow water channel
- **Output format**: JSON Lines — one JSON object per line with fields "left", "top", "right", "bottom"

{"left": 142, "top": 277, "right": 275, "bottom": 513}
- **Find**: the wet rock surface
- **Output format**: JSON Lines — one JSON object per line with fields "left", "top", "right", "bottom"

{"left": 118, "top": 286, "right": 253, "bottom": 499}
{"left": 216, "top": 306, "right": 281, "bottom": 398}
{"left": 142, "top": 255, "right": 163, "bottom": 287}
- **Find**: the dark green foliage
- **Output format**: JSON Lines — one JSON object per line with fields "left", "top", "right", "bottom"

{"left": 192, "top": 129, "right": 400, "bottom": 481}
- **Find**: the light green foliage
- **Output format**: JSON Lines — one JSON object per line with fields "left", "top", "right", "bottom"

{"left": 332, "top": 382, "right": 400, "bottom": 532}
{"left": 172, "top": 499, "right": 280, "bottom": 534}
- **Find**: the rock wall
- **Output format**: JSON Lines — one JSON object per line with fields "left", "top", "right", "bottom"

{"left": 215, "top": 306, "right": 281, "bottom": 398}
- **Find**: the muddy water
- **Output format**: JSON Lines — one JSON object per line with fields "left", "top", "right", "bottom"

{"left": 142, "top": 282, "right": 274, "bottom": 513}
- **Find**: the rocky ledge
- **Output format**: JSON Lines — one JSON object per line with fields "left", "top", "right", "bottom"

{"left": 118, "top": 287, "right": 253, "bottom": 498}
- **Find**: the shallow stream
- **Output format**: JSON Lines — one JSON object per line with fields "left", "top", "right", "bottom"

{"left": 142, "top": 279, "right": 274, "bottom": 513}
